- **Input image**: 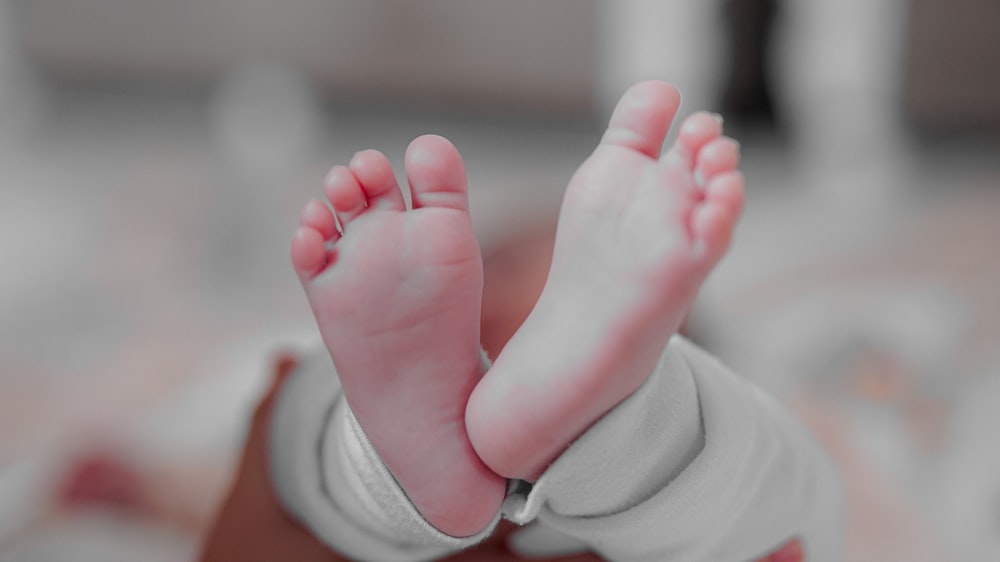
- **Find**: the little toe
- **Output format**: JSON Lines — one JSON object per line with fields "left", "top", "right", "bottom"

{"left": 349, "top": 149, "right": 407, "bottom": 212}
{"left": 694, "top": 137, "right": 741, "bottom": 186}
{"left": 405, "top": 134, "right": 470, "bottom": 212}
{"left": 674, "top": 111, "right": 724, "bottom": 167}
{"left": 290, "top": 226, "right": 329, "bottom": 280}
{"left": 600, "top": 80, "right": 681, "bottom": 159}
{"left": 705, "top": 171, "right": 746, "bottom": 220}
{"left": 300, "top": 198, "right": 340, "bottom": 241}
{"left": 323, "top": 165, "right": 367, "bottom": 225}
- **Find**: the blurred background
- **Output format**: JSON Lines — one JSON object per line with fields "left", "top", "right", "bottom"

{"left": 1, "top": 0, "right": 999, "bottom": 560}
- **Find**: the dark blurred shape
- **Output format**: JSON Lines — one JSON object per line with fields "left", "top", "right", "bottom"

{"left": 905, "top": 0, "right": 1000, "bottom": 134}
{"left": 718, "top": 0, "right": 783, "bottom": 135}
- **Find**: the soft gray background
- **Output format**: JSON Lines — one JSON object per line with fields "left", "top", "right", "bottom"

{"left": 1, "top": 1, "right": 999, "bottom": 560}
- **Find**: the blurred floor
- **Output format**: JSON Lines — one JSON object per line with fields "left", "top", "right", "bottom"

{"left": 1, "top": 78, "right": 999, "bottom": 561}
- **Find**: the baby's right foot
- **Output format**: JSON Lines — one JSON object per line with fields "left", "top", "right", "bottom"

{"left": 290, "top": 135, "right": 505, "bottom": 537}
{"left": 467, "top": 81, "right": 745, "bottom": 480}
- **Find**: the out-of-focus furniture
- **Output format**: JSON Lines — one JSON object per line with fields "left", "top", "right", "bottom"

{"left": 16, "top": 0, "right": 597, "bottom": 114}
{"left": 905, "top": 0, "right": 1000, "bottom": 132}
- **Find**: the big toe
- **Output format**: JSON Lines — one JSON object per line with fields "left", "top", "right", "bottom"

{"left": 600, "top": 80, "right": 681, "bottom": 159}
{"left": 404, "top": 134, "right": 470, "bottom": 212}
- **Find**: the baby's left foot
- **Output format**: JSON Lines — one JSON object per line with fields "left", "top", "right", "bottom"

{"left": 467, "top": 81, "right": 745, "bottom": 480}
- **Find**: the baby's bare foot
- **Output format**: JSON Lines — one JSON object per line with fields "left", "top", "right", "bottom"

{"left": 466, "top": 81, "right": 745, "bottom": 480}
{"left": 290, "top": 135, "right": 504, "bottom": 536}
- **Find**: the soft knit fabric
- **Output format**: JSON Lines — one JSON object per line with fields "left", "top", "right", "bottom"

{"left": 270, "top": 336, "right": 844, "bottom": 562}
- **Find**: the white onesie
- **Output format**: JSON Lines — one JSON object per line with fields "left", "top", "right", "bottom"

{"left": 270, "top": 336, "right": 844, "bottom": 562}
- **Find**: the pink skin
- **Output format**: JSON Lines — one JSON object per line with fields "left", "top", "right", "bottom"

{"left": 466, "top": 81, "right": 745, "bottom": 481}
{"left": 289, "top": 80, "right": 744, "bottom": 534}
{"left": 290, "top": 135, "right": 505, "bottom": 537}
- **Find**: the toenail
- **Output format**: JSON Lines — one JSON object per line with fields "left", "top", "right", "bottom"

{"left": 349, "top": 151, "right": 371, "bottom": 168}
{"left": 408, "top": 145, "right": 430, "bottom": 160}
{"left": 694, "top": 169, "right": 706, "bottom": 187}
{"left": 712, "top": 113, "right": 724, "bottom": 126}
{"left": 324, "top": 167, "right": 342, "bottom": 186}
